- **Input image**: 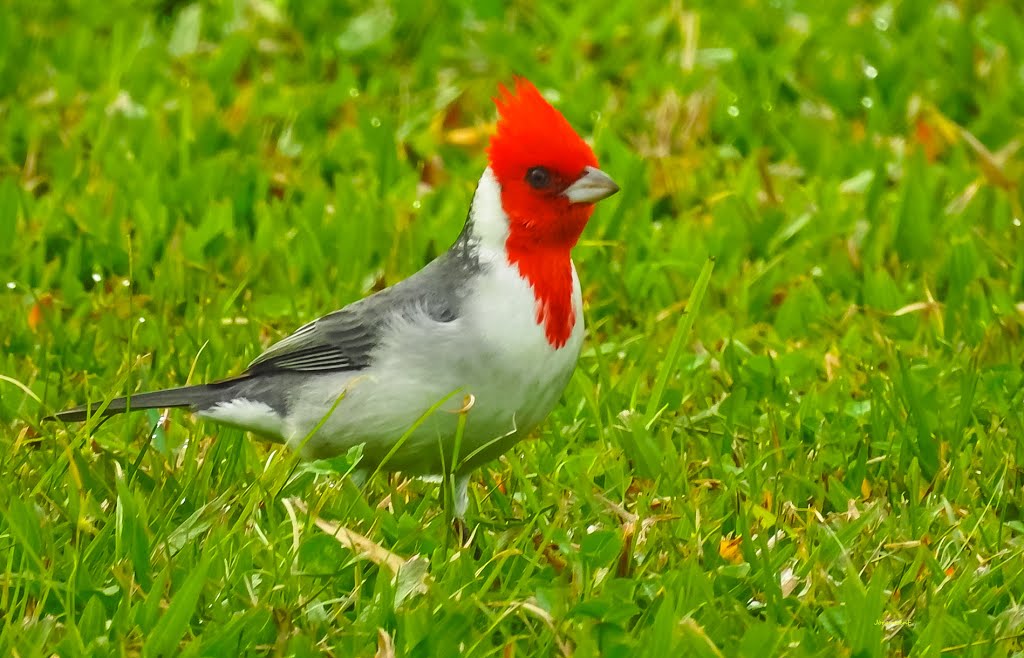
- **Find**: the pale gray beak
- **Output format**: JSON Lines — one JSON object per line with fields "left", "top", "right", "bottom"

{"left": 562, "top": 166, "right": 620, "bottom": 204}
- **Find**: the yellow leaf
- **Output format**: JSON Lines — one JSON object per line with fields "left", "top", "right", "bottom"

{"left": 444, "top": 124, "right": 494, "bottom": 147}
{"left": 719, "top": 535, "right": 743, "bottom": 564}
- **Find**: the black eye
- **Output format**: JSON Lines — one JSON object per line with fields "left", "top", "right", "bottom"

{"left": 526, "top": 166, "right": 551, "bottom": 189}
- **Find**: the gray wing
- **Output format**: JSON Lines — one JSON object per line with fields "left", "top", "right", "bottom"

{"left": 245, "top": 252, "right": 475, "bottom": 376}
{"left": 246, "top": 307, "right": 380, "bottom": 374}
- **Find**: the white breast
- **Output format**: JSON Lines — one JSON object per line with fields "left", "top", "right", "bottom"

{"left": 454, "top": 251, "right": 585, "bottom": 457}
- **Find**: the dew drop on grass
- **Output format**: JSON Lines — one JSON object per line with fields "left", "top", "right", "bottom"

{"left": 370, "top": 117, "right": 381, "bottom": 127}
{"left": 864, "top": 64, "right": 878, "bottom": 79}
{"left": 348, "top": 88, "right": 359, "bottom": 97}
{"left": 121, "top": 279, "right": 131, "bottom": 287}
{"left": 1014, "top": 217, "right": 1021, "bottom": 227}
{"left": 727, "top": 105, "right": 740, "bottom": 117}
{"left": 91, "top": 273, "right": 102, "bottom": 283}
{"left": 6, "top": 281, "right": 15, "bottom": 290}
{"left": 138, "top": 317, "right": 146, "bottom": 324}
{"left": 861, "top": 97, "right": 874, "bottom": 109}
{"left": 874, "top": 16, "right": 889, "bottom": 31}
{"left": 412, "top": 200, "right": 421, "bottom": 209}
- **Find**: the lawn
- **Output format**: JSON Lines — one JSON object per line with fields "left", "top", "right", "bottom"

{"left": 2, "top": 1, "right": 1024, "bottom": 656}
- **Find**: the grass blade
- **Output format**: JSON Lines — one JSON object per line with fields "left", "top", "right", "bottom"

{"left": 645, "top": 257, "right": 715, "bottom": 423}
{"left": 143, "top": 551, "right": 212, "bottom": 658}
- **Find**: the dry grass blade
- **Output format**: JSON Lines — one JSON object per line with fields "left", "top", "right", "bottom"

{"left": 289, "top": 498, "right": 405, "bottom": 574}
{"left": 376, "top": 628, "right": 396, "bottom": 658}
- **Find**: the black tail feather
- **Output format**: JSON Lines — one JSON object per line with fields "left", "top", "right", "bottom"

{"left": 45, "top": 384, "right": 219, "bottom": 423}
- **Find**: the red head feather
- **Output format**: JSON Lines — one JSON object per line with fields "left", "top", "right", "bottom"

{"left": 486, "top": 78, "right": 601, "bottom": 348}
{"left": 488, "top": 78, "right": 599, "bottom": 210}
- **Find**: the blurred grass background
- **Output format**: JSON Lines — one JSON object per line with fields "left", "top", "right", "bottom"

{"left": 2, "top": 1, "right": 1024, "bottom": 656}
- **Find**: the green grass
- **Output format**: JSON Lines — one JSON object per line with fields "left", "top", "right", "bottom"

{"left": 2, "top": 1, "right": 1024, "bottom": 656}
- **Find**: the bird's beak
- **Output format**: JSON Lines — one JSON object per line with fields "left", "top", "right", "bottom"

{"left": 562, "top": 166, "right": 620, "bottom": 204}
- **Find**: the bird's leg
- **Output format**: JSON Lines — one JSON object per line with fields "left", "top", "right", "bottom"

{"left": 443, "top": 393, "right": 474, "bottom": 544}
{"left": 454, "top": 473, "right": 470, "bottom": 519}
{"left": 450, "top": 473, "right": 473, "bottom": 546}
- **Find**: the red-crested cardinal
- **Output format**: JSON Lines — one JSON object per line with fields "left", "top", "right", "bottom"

{"left": 48, "top": 78, "right": 620, "bottom": 517}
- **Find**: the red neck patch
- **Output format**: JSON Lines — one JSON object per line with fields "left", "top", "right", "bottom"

{"left": 504, "top": 231, "right": 576, "bottom": 350}
{"left": 497, "top": 182, "right": 592, "bottom": 350}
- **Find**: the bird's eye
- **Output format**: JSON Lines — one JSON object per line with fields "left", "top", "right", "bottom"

{"left": 526, "top": 166, "right": 551, "bottom": 189}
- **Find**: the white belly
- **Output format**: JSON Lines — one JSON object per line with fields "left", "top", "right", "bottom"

{"left": 283, "top": 257, "right": 584, "bottom": 475}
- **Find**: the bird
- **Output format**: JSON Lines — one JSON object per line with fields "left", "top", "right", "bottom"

{"left": 47, "top": 78, "right": 620, "bottom": 519}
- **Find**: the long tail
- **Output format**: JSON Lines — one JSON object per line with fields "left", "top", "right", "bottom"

{"left": 46, "top": 382, "right": 230, "bottom": 422}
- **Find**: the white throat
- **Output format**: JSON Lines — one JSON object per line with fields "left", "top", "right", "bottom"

{"left": 467, "top": 168, "right": 510, "bottom": 255}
